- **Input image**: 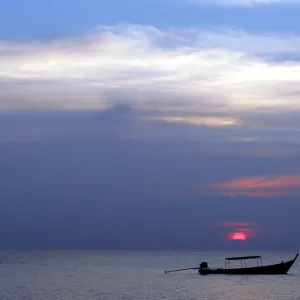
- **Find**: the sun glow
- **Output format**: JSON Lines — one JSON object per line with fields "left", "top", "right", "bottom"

{"left": 227, "top": 231, "right": 248, "bottom": 241}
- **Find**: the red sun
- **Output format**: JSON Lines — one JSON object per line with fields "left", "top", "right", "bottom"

{"left": 227, "top": 231, "right": 248, "bottom": 241}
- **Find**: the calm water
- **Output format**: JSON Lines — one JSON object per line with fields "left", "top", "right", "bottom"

{"left": 0, "top": 250, "right": 299, "bottom": 300}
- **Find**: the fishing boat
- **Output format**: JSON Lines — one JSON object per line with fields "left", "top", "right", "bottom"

{"left": 165, "top": 253, "right": 298, "bottom": 275}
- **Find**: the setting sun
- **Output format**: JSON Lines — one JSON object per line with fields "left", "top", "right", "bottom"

{"left": 227, "top": 231, "right": 248, "bottom": 241}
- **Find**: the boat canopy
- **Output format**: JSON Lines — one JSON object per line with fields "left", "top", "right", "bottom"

{"left": 225, "top": 255, "right": 262, "bottom": 261}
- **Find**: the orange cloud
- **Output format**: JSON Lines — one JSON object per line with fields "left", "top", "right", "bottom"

{"left": 211, "top": 174, "right": 300, "bottom": 197}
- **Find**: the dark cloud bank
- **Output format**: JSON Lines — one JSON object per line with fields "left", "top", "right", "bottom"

{"left": 0, "top": 106, "right": 300, "bottom": 250}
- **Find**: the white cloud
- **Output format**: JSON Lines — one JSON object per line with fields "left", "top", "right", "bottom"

{"left": 0, "top": 24, "right": 300, "bottom": 116}
{"left": 147, "top": 116, "right": 239, "bottom": 127}
{"left": 188, "top": 0, "right": 300, "bottom": 6}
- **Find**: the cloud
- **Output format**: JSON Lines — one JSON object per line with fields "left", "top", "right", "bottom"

{"left": 229, "top": 137, "right": 257, "bottom": 142}
{"left": 2, "top": 24, "right": 300, "bottom": 146}
{"left": 218, "top": 222, "right": 257, "bottom": 227}
{"left": 209, "top": 174, "right": 300, "bottom": 197}
{"left": 147, "top": 115, "right": 239, "bottom": 127}
{"left": 1, "top": 108, "right": 300, "bottom": 249}
{"left": 1, "top": 24, "right": 300, "bottom": 116}
{"left": 188, "top": 0, "right": 300, "bottom": 6}
{"left": 1, "top": 118, "right": 300, "bottom": 249}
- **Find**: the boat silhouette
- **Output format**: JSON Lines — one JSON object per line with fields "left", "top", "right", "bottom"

{"left": 165, "top": 253, "right": 298, "bottom": 275}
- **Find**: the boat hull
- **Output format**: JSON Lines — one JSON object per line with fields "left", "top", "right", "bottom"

{"left": 199, "top": 254, "right": 298, "bottom": 275}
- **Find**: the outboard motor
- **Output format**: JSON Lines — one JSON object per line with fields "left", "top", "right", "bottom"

{"left": 200, "top": 261, "right": 208, "bottom": 270}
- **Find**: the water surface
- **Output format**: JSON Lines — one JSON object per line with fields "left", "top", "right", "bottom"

{"left": 0, "top": 250, "right": 299, "bottom": 300}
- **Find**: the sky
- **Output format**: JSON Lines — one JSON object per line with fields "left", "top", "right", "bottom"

{"left": 1, "top": 0, "right": 300, "bottom": 250}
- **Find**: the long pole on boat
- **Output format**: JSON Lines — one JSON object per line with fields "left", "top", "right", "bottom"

{"left": 164, "top": 267, "right": 198, "bottom": 274}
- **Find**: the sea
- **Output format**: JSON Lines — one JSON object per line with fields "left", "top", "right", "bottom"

{"left": 0, "top": 250, "right": 299, "bottom": 300}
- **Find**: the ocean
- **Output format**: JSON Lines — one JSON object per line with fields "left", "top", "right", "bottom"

{"left": 0, "top": 250, "right": 299, "bottom": 300}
